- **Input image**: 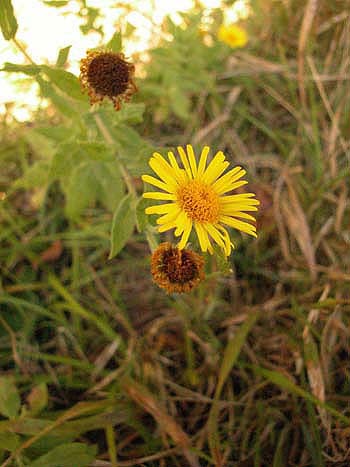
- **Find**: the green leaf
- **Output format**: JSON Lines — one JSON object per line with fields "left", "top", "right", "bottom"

{"left": 169, "top": 86, "right": 190, "bottom": 120}
{"left": 42, "top": 66, "right": 86, "bottom": 102}
{"left": 65, "top": 162, "right": 97, "bottom": 220}
{"left": 56, "top": 45, "right": 71, "bottom": 68}
{"left": 13, "top": 161, "right": 50, "bottom": 189}
{"left": 113, "top": 124, "right": 144, "bottom": 153}
{"left": 49, "top": 143, "right": 82, "bottom": 181}
{"left": 0, "top": 432, "right": 20, "bottom": 452}
{"left": 109, "top": 194, "right": 135, "bottom": 259}
{"left": 23, "top": 128, "right": 56, "bottom": 159}
{"left": 216, "top": 311, "right": 259, "bottom": 398}
{"left": 0, "top": 377, "right": 20, "bottom": 419}
{"left": 2, "top": 62, "right": 40, "bottom": 75}
{"left": 64, "top": 160, "right": 123, "bottom": 218}
{"left": 112, "top": 123, "right": 152, "bottom": 176}
{"left": 107, "top": 31, "right": 122, "bottom": 52}
{"left": 114, "top": 103, "right": 145, "bottom": 125}
{"left": 37, "top": 77, "right": 81, "bottom": 119}
{"left": 36, "top": 125, "right": 76, "bottom": 143}
{"left": 125, "top": 22, "right": 136, "bottom": 37}
{"left": 31, "top": 443, "right": 96, "bottom": 467}
{"left": 94, "top": 162, "right": 124, "bottom": 212}
{"left": 0, "top": 0, "right": 18, "bottom": 40}
{"left": 78, "top": 141, "right": 114, "bottom": 162}
{"left": 135, "top": 197, "right": 149, "bottom": 232}
{"left": 27, "top": 383, "right": 48, "bottom": 415}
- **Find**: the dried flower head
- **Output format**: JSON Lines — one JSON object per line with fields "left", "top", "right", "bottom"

{"left": 80, "top": 50, "right": 137, "bottom": 110}
{"left": 218, "top": 24, "right": 248, "bottom": 48}
{"left": 142, "top": 145, "right": 259, "bottom": 257}
{"left": 151, "top": 242, "right": 205, "bottom": 294}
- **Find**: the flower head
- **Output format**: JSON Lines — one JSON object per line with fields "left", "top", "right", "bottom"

{"left": 151, "top": 242, "right": 205, "bottom": 294}
{"left": 142, "top": 145, "right": 259, "bottom": 256}
{"left": 80, "top": 50, "right": 137, "bottom": 110}
{"left": 217, "top": 24, "right": 248, "bottom": 48}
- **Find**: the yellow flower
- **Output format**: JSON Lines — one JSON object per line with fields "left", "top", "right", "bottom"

{"left": 217, "top": 24, "right": 248, "bottom": 48}
{"left": 151, "top": 242, "right": 205, "bottom": 294}
{"left": 80, "top": 50, "right": 137, "bottom": 110}
{"left": 142, "top": 145, "right": 259, "bottom": 257}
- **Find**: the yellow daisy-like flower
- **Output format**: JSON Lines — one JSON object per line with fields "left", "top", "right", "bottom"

{"left": 142, "top": 145, "right": 259, "bottom": 257}
{"left": 217, "top": 24, "right": 248, "bottom": 48}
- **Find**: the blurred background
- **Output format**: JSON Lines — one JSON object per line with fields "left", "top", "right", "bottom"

{"left": 0, "top": 0, "right": 350, "bottom": 466}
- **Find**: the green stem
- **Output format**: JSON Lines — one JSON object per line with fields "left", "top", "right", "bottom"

{"left": 12, "top": 38, "right": 36, "bottom": 65}
{"left": 145, "top": 227, "right": 158, "bottom": 252}
{"left": 106, "top": 424, "right": 118, "bottom": 466}
{"left": 94, "top": 114, "right": 136, "bottom": 198}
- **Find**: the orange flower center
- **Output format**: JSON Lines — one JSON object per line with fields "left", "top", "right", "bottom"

{"left": 177, "top": 180, "right": 220, "bottom": 223}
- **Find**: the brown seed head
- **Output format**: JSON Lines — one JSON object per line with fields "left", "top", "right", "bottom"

{"left": 151, "top": 243, "right": 205, "bottom": 294}
{"left": 80, "top": 50, "right": 137, "bottom": 110}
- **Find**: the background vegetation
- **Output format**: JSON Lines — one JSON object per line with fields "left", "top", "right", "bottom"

{"left": 1, "top": 0, "right": 350, "bottom": 465}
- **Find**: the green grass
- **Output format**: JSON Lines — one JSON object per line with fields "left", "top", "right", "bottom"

{"left": 1, "top": 0, "right": 350, "bottom": 465}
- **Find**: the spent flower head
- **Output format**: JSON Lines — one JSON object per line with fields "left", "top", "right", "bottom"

{"left": 151, "top": 242, "right": 205, "bottom": 294}
{"left": 80, "top": 50, "right": 137, "bottom": 110}
{"left": 143, "top": 145, "right": 259, "bottom": 257}
{"left": 217, "top": 24, "right": 248, "bottom": 48}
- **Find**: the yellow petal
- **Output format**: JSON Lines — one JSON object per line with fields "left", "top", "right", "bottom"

{"left": 186, "top": 144, "right": 197, "bottom": 178}
{"left": 220, "top": 215, "right": 257, "bottom": 237}
{"left": 216, "top": 224, "right": 233, "bottom": 256}
{"left": 174, "top": 211, "right": 190, "bottom": 236}
{"left": 143, "top": 192, "right": 177, "bottom": 200}
{"left": 158, "top": 221, "right": 177, "bottom": 233}
{"left": 220, "top": 209, "right": 257, "bottom": 221}
{"left": 197, "top": 146, "right": 210, "bottom": 178}
{"left": 220, "top": 194, "right": 260, "bottom": 204}
{"left": 167, "top": 151, "right": 180, "bottom": 170}
{"left": 212, "top": 167, "right": 245, "bottom": 193}
{"left": 151, "top": 151, "right": 186, "bottom": 185}
{"left": 202, "top": 151, "right": 229, "bottom": 184}
{"left": 221, "top": 203, "right": 258, "bottom": 214}
{"left": 156, "top": 207, "right": 182, "bottom": 225}
{"left": 142, "top": 174, "right": 173, "bottom": 193}
{"left": 195, "top": 222, "right": 210, "bottom": 252}
{"left": 146, "top": 203, "right": 178, "bottom": 215}
{"left": 177, "top": 146, "right": 193, "bottom": 179}
{"left": 204, "top": 223, "right": 226, "bottom": 250}
{"left": 149, "top": 157, "right": 178, "bottom": 191}
{"left": 218, "top": 180, "right": 248, "bottom": 195}
{"left": 167, "top": 151, "right": 188, "bottom": 184}
{"left": 177, "top": 219, "right": 192, "bottom": 249}
{"left": 205, "top": 223, "right": 232, "bottom": 256}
